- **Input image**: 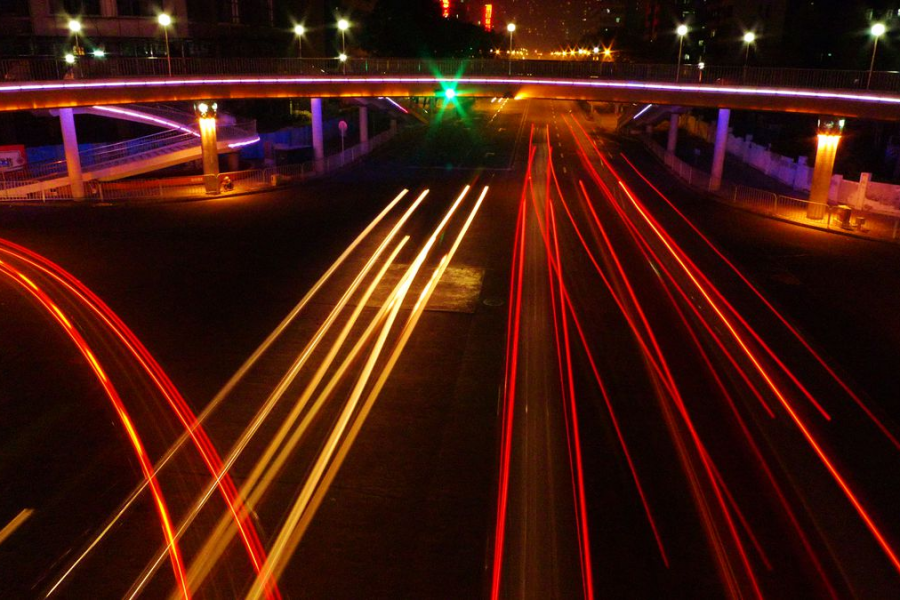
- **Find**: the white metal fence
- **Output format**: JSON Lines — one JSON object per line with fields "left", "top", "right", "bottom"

{"left": 643, "top": 136, "right": 900, "bottom": 244}
{"left": 0, "top": 127, "right": 397, "bottom": 203}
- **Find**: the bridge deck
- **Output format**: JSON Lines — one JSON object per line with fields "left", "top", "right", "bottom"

{"left": 2, "top": 58, "right": 900, "bottom": 119}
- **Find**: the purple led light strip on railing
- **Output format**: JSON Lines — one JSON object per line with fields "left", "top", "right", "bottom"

{"left": 90, "top": 105, "right": 199, "bottom": 135}
{"left": 227, "top": 137, "right": 260, "bottom": 149}
{"left": 3, "top": 76, "right": 900, "bottom": 106}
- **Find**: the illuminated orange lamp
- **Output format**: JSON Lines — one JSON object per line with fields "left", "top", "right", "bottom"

{"left": 195, "top": 101, "right": 220, "bottom": 195}
{"left": 807, "top": 116, "right": 845, "bottom": 220}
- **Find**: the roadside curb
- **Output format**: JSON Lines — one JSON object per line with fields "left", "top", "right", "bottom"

{"left": 630, "top": 137, "right": 900, "bottom": 247}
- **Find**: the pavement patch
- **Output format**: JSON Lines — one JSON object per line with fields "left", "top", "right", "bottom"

{"left": 366, "top": 265, "right": 485, "bottom": 314}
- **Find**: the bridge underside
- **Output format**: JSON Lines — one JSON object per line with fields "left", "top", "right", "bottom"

{"left": 3, "top": 77, "right": 900, "bottom": 120}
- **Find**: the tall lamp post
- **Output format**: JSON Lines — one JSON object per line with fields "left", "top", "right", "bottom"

{"left": 507, "top": 23, "right": 516, "bottom": 75}
{"left": 869, "top": 23, "right": 886, "bottom": 89}
{"left": 742, "top": 31, "right": 756, "bottom": 81}
{"left": 675, "top": 24, "right": 688, "bottom": 82}
{"left": 293, "top": 24, "right": 305, "bottom": 59}
{"left": 338, "top": 18, "right": 350, "bottom": 73}
{"left": 158, "top": 13, "right": 173, "bottom": 76}
{"left": 68, "top": 19, "right": 83, "bottom": 55}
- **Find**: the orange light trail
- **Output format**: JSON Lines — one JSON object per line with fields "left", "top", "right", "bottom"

{"left": 141, "top": 192, "right": 429, "bottom": 598}
{"left": 181, "top": 234, "right": 414, "bottom": 597}
{"left": 32, "top": 190, "right": 416, "bottom": 597}
{"left": 247, "top": 185, "right": 486, "bottom": 597}
{"left": 254, "top": 186, "right": 490, "bottom": 596}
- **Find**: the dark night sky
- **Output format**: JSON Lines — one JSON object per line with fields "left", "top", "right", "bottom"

{"left": 503, "top": 0, "right": 606, "bottom": 52}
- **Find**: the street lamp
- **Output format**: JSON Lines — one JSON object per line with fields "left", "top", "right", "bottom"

{"left": 742, "top": 31, "right": 756, "bottom": 81}
{"left": 507, "top": 23, "right": 516, "bottom": 75}
{"left": 869, "top": 23, "right": 887, "bottom": 89}
{"left": 742, "top": 31, "right": 756, "bottom": 65}
{"left": 68, "top": 19, "right": 83, "bottom": 55}
{"left": 293, "top": 24, "right": 305, "bottom": 59}
{"left": 158, "top": 13, "right": 173, "bottom": 76}
{"left": 337, "top": 18, "right": 350, "bottom": 74}
{"left": 676, "top": 24, "right": 688, "bottom": 82}
{"left": 64, "top": 53, "right": 76, "bottom": 64}
{"left": 338, "top": 18, "right": 350, "bottom": 54}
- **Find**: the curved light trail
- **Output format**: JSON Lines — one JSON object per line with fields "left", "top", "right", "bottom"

{"left": 0, "top": 258, "right": 191, "bottom": 599}
{"left": 0, "top": 238, "right": 274, "bottom": 598}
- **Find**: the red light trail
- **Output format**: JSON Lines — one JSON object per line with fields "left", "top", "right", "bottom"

{"left": 617, "top": 153, "right": 900, "bottom": 452}
{"left": 491, "top": 127, "right": 535, "bottom": 600}
{"left": 0, "top": 239, "right": 276, "bottom": 598}
{"left": 564, "top": 111, "right": 900, "bottom": 579}
{"left": 0, "top": 258, "right": 191, "bottom": 599}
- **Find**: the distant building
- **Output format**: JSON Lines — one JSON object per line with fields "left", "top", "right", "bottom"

{"left": 632, "top": 0, "right": 788, "bottom": 65}
{"left": 0, "top": 0, "right": 330, "bottom": 58}
{"left": 498, "top": 0, "right": 625, "bottom": 52}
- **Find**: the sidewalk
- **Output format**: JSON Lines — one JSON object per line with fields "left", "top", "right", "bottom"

{"left": 653, "top": 130, "right": 800, "bottom": 198}
{"left": 643, "top": 134, "right": 900, "bottom": 244}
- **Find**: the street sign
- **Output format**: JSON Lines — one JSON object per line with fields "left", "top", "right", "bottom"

{"left": 338, "top": 120, "right": 348, "bottom": 154}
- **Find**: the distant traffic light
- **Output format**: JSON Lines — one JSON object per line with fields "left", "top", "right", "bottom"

{"left": 435, "top": 87, "right": 458, "bottom": 101}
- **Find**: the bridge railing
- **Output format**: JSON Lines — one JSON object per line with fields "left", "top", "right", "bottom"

{"left": 0, "top": 120, "right": 258, "bottom": 188}
{"left": 642, "top": 134, "right": 900, "bottom": 244}
{"left": 3, "top": 57, "right": 900, "bottom": 93}
{"left": 0, "top": 124, "right": 398, "bottom": 203}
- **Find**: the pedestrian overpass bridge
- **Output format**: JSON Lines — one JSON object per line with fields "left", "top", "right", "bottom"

{"left": 3, "top": 58, "right": 900, "bottom": 120}
{"left": 3, "top": 57, "right": 899, "bottom": 201}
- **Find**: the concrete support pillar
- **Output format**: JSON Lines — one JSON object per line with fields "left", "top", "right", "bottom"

{"left": 807, "top": 134, "right": 840, "bottom": 219}
{"left": 710, "top": 108, "right": 731, "bottom": 192}
{"left": 59, "top": 108, "right": 84, "bottom": 199}
{"left": 225, "top": 152, "right": 240, "bottom": 172}
{"left": 311, "top": 98, "right": 325, "bottom": 170}
{"left": 198, "top": 116, "right": 220, "bottom": 195}
{"left": 359, "top": 105, "right": 369, "bottom": 148}
{"left": 666, "top": 113, "right": 679, "bottom": 154}
{"left": 854, "top": 172, "right": 871, "bottom": 209}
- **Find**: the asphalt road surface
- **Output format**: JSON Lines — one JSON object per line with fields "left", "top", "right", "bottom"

{"left": 1, "top": 98, "right": 899, "bottom": 599}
